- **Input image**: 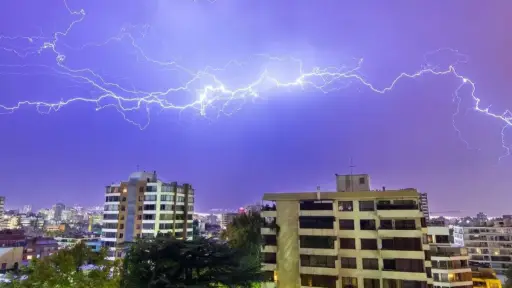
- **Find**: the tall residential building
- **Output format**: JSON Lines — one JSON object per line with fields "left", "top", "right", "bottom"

{"left": 419, "top": 193, "right": 430, "bottom": 221}
{"left": 0, "top": 197, "right": 6, "bottom": 230}
{"left": 102, "top": 171, "right": 195, "bottom": 259}
{"left": 260, "top": 174, "right": 430, "bottom": 288}
{"left": 220, "top": 212, "right": 238, "bottom": 229}
{"left": 453, "top": 220, "right": 512, "bottom": 275}
{"left": 53, "top": 203, "right": 65, "bottom": 222}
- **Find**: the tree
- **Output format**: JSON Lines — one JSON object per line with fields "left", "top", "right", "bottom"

{"left": 121, "top": 235, "right": 262, "bottom": 288}
{"left": 1, "top": 242, "right": 121, "bottom": 288}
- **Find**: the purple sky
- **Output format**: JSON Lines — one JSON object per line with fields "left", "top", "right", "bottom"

{"left": 0, "top": 1, "right": 511, "bottom": 216}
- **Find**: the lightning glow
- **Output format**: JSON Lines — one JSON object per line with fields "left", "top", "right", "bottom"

{"left": 1, "top": 1, "right": 511, "bottom": 159}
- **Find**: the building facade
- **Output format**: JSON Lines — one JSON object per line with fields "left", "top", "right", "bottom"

{"left": 220, "top": 212, "right": 238, "bottom": 229}
{"left": 453, "top": 224, "right": 512, "bottom": 275}
{"left": 102, "top": 171, "right": 194, "bottom": 259}
{"left": 427, "top": 226, "right": 473, "bottom": 288}
{"left": 419, "top": 193, "right": 429, "bottom": 222}
{"left": 260, "top": 174, "right": 431, "bottom": 288}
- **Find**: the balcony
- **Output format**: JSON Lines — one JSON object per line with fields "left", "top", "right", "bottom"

{"left": 377, "top": 203, "right": 419, "bottom": 210}
{"left": 377, "top": 203, "right": 423, "bottom": 219}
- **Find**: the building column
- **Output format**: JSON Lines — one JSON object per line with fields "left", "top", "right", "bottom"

{"left": 276, "top": 200, "right": 300, "bottom": 288}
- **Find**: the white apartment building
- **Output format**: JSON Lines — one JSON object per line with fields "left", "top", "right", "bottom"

{"left": 428, "top": 226, "right": 473, "bottom": 288}
{"left": 102, "top": 171, "right": 195, "bottom": 259}
{"left": 453, "top": 223, "right": 512, "bottom": 275}
{"left": 420, "top": 193, "right": 430, "bottom": 221}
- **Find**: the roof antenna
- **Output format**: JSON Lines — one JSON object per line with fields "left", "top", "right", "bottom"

{"left": 316, "top": 186, "right": 321, "bottom": 201}
{"left": 349, "top": 157, "right": 356, "bottom": 192}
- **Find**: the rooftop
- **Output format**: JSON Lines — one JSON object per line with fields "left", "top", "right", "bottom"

{"left": 263, "top": 189, "right": 418, "bottom": 201}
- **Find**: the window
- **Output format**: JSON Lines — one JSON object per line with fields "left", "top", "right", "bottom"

{"left": 146, "top": 186, "right": 157, "bottom": 192}
{"left": 395, "top": 259, "right": 424, "bottom": 273}
{"left": 119, "top": 224, "right": 124, "bottom": 229}
{"left": 361, "top": 238, "right": 378, "bottom": 250}
{"left": 300, "top": 255, "right": 336, "bottom": 268}
{"left": 137, "top": 215, "right": 142, "bottom": 220}
{"left": 360, "top": 219, "right": 376, "bottom": 230}
{"left": 142, "top": 223, "right": 155, "bottom": 230}
{"left": 395, "top": 220, "right": 416, "bottom": 230}
{"left": 299, "top": 216, "right": 335, "bottom": 229}
{"left": 143, "top": 214, "right": 155, "bottom": 220}
{"left": 119, "top": 233, "right": 124, "bottom": 238}
{"left": 143, "top": 204, "right": 156, "bottom": 211}
{"left": 101, "top": 232, "right": 116, "bottom": 238}
{"left": 342, "top": 277, "right": 358, "bottom": 288}
{"left": 159, "top": 223, "right": 173, "bottom": 230}
{"left": 339, "top": 219, "right": 355, "bottom": 230}
{"left": 144, "top": 195, "right": 157, "bottom": 201}
{"left": 421, "top": 218, "right": 427, "bottom": 228}
{"left": 103, "top": 223, "right": 117, "bottom": 229}
{"left": 161, "top": 195, "right": 173, "bottom": 201}
{"left": 364, "top": 279, "right": 380, "bottom": 288}
{"left": 103, "top": 214, "right": 118, "bottom": 220}
{"left": 359, "top": 201, "right": 375, "bottom": 211}
{"left": 340, "top": 257, "right": 357, "bottom": 269}
{"left": 380, "top": 220, "right": 393, "bottom": 229}
{"left": 381, "top": 238, "right": 422, "bottom": 251}
{"left": 359, "top": 177, "right": 365, "bottom": 184}
{"left": 383, "top": 259, "right": 396, "bottom": 270}
{"left": 160, "top": 214, "right": 174, "bottom": 220}
{"left": 299, "top": 236, "right": 335, "bottom": 249}
{"left": 340, "top": 238, "right": 356, "bottom": 249}
{"left": 426, "top": 267, "right": 431, "bottom": 278}
{"left": 160, "top": 204, "right": 173, "bottom": 211}
{"left": 300, "top": 200, "right": 334, "bottom": 211}
{"left": 263, "top": 235, "right": 277, "bottom": 246}
{"left": 363, "top": 258, "right": 379, "bottom": 270}
{"left": 338, "top": 201, "right": 353, "bottom": 211}
{"left": 301, "top": 275, "right": 337, "bottom": 287}
{"left": 263, "top": 253, "right": 277, "bottom": 264}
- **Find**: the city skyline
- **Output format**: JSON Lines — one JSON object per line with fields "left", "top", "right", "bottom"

{"left": 1, "top": 1, "right": 512, "bottom": 214}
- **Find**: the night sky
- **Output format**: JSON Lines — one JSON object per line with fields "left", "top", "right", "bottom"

{"left": 1, "top": 1, "right": 511, "bottom": 215}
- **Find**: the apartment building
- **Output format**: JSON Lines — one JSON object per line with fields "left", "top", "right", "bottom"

{"left": 453, "top": 221, "right": 512, "bottom": 275}
{"left": 102, "top": 171, "right": 194, "bottom": 259}
{"left": 427, "top": 226, "right": 473, "bottom": 288}
{"left": 260, "top": 174, "right": 431, "bottom": 288}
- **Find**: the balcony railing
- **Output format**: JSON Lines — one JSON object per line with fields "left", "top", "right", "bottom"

{"left": 262, "top": 205, "right": 276, "bottom": 211}
{"left": 377, "top": 203, "right": 419, "bottom": 210}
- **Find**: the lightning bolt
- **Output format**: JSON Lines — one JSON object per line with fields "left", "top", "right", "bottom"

{"left": 1, "top": 1, "right": 511, "bottom": 159}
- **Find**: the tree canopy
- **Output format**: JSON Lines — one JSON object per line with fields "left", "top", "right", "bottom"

{"left": 121, "top": 235, "right": 262, "bottom": 288}
{"left": 1, "top": 242, "right": 121, "bottom": 288}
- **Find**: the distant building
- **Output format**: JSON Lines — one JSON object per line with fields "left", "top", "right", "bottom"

{"left": 21, "top": 205, "right": 32, "bottom": 214}
{"left": 53, "top": 203, "right": 65, "bottom": 222}
{"left": 261, "top": 174, "right": 430, "bottom": 287}
{"left": 0, "top": 230, "right": 25, "bottom": 247}
{"left": 102, "top": 171, "right": 195, "bottom": 259}
{"left": 220, "top": 213, "right": 238, "bottom": 229}
{"left": 419, "top": 193, "right": 430, "bottom": 221}
{"left": 454, "top": 218, "right": 512, "bottom": 275}
{"left": 0, "top": 197, "right": 7, "bottom": 230}
{"left": 23, "top": 237, "right": 59, "bottom": 261}
{"left": 0, "top": 247, "right": 23, "bottom": 271}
